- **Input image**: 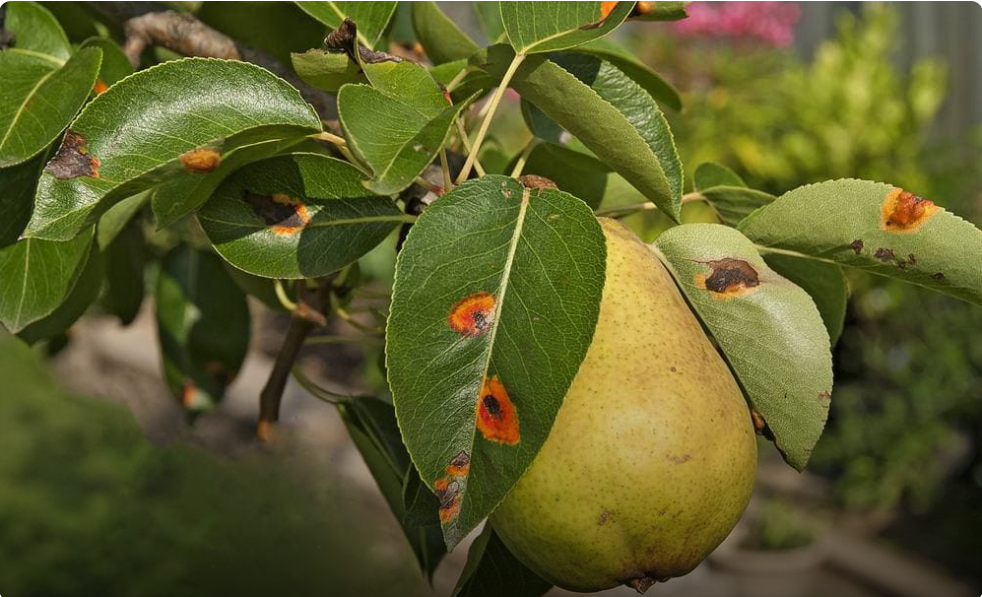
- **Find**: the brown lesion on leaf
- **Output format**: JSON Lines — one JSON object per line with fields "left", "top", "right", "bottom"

{"left": 850, "top": 239, "right": 864, "bottom": 254}
{"left": 325, "top": 18, "right": 404, "bottom": 66}
{"left": 519, "top": 174, "right": 558, "bottom": 190}
{"left": 446, "top": 450, "right": 471, "bottom": 478}
{"left": 45, "top": 131, "right": 101, "bottom": 179}
{"left": 874, "top": 247, "right": 895, "bottom": 262}
{"left": 477, "top": 375, "right": 520, "bottom": 445}
{"left": 180, "top": 147, "right": 222, "bottom": 174}
{"left": 694, "top": 258, "right": 760, "bottom": 299}
{"left": 880, "top": 188, "right": 939, "bottom": 233}
{"left": 242, "top": 190, "right": 311, "bottom": 235}
{"left": 448, "top": 292, "right": 495, "bottom": 337}
{"left": 434, "top": 477, "right": 462, "bottom": 524}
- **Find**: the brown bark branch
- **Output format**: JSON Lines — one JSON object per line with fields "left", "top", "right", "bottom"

{"left": 122, "top": 10, "right": 239, "bottom": 67}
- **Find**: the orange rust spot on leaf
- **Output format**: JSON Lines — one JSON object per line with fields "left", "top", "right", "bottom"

{"left": 93, "top": 79, "right": 109, "bottom": 94}
{"left": 435, "top": 477, "right": 462, "bottom": 523}
{"left": 695, "top": 258, "right": 760, "bottom": 298}
{"left": 45, "top": 131, "right": 100, "bottom": 179}
{"left": 477, "top": 375, "right": 520, "bottom": 445}
{"left": 181, "top": 147, "right": 222, "bottom": 173}
{"left": 446, "top": 450, "right": 471, "bottom": 477}
{"left": 881, "top": 188, "right": 939, "bottom": 233}
{"left": 243, "top": 191, "right": 311, "bottom": 235}
{"left": 448, "top": 292, "right": 495, "bottom": 336}
{"left": 600, "top": 1, "right": 620, "bottom": 19}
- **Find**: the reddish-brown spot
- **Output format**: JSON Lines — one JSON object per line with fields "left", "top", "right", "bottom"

{"left": 446, "top": 450, "right": 471, "bottom": 477}
{"left": 93, "top": 79, "right": 109, "bottom": 94}
{"left": 243, "top": 190, "right": 311, "bottom": 235}
{"left": 850, "top": 239, "right": 864, "bottom": 254}
{"left": 181, "top": 147, "right": 222, "bottom": 173}
{"left": 440, "top": 84, "right": 453, "bottom": 105}
{"left": 881, "top": 188, "right": 939, "bottom": 233}
{"left": 435, "top": 477, "right": 462, "bottom": 523}
{"left": 477, "top": 375, "right": 520, "bottom": 445}
{"left": 874, "top": 247, "right": 895, "bottom": 262}
{"left": 750, "top": 408, "right": 766, "bottom": 435}
{"left": 519, "top": 174, "right": 558, "bottom": 190}
{"left": 448, "top": 292, "right": 495, "bottom": 336}
{"left": 696, "top": 258, "right": 760, "bottom": 298}
{"left": 45, "top": 131, "right": 100, "bottom": 179}
{"left": 180, "top": 381, "right": 197, "bottom": 408}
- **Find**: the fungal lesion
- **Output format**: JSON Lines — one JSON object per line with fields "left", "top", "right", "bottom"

{"left": 695, "top": 258, "right": 760, "bottom": 299}
{"left": 880, "top": 188, "right": 939, "bottom": 233}
{"left": 180, "top": 146, "right": 222, "bottom": 173}
{"left": 45, "top": 130, "right": 101, "bottom": 179}
{"left": 476, "top": 375, "right": 520, "bottom": 445}
{"left": 433, "top": 450, "right": 471, "bottom": 524}
{"left": 448, "top": 292, "right": 496, "bottom": 336}
{"left": 242, "top": 190, "right": 311, "bottom": 235}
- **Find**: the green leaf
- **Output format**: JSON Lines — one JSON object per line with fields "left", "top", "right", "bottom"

{"left": 453, "top": 526, "right": 551, "bottom": 597}
{"left": 338, "top": 397, "right": 447, "bottom": 578}
{"left": 654, "top": 223, "right": 833, "bottom": 470}
{"left": 478, "top": 46, "right": 682, "bottom": 221}
{"left": 155, "top": 245, "right": 250, "bottom": 411}
{"left": 3, "top": 1, "right": 71, "bottom": 60}
{"left": 101, "top": 220, "right": 146, "bottom": 326}
{"left": 474, "top": 2, "right": 505, "bottom": 44}
{"left": 515, "top": 142, "right": 612, "bottom": 210}
{"left": 500, "top": 1, "right": 633, "bottom": 54}
{"left": 762, "top": 253, "right": 848, "bottom": 346}
{"left": 0, "top": 149, "right": 49, "bottom": 248}
{"left": 24, "top": 58, "right": 322, "bottom": 241}
{"left": 738, "top": 179, "right": 982, "bottom": 306}
{"left": 295, "top": 1, "right": 398, "bottom": 49}
{"left": 198, "top": 153, "right": 406, "bottom": 279}
{"left": 291, "top": 48, "right": 364, "bottom": 93}
{"left": 96, "top": 191, "right": 151, "bottom": 249}
{"left": 629, "top": 1, "right": 690, "bottom": 22}
{"left": 197, "top": 2, "right": 325, "bottom": 66}
{"left": 412, "top": 1, "right": 479, "bottom": 65}
{"left": 693, "top": 161, "right": 746, "bottom": 190}
{"left": 0, "top": 227, "right": 94, "bottom": 333}
{"left": 701, "top": 186, "right": 776, "bottom": 227}
{"left": 0, "top": 46, "right": 102, "bottom": 167}
{"left": 79, "top": 36, "right": 134, "bottom": 90}
{"left": 387, "top": 175, "right": 606, "bottom": 548}
{"left": 577, "top": 38, "right": 682, "bottom": 111}
{"left": 339, "top": 63, "right": 475, "bottom": 195}
{"left": 18, "top": 239, "right": 104, "bottom": 345}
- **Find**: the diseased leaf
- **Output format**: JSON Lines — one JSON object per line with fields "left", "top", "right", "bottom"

{"left": 762, "top": 253, "right": 848, "bottom": 346}
{"left": 499, "top": 1, "right": 633, "bottom": 54}
{"left": 655, "top": 223, "right": 833, "bottom": 470}
{"left": 694, "top": 161, "right": 745, "bottom": 190}
{"left": 453, "top": 525, "right": 552, "bottom": 597}
{"left": 292, "top": 48, "right": 364, "bottom": 93}
{"left": 577, "top": 38, "right": 682, "bottom": 111}
{"left": 339, "top": 61, "right": 476, "bottom": 194}
{"left": 701, "top": 186, "right": 776, "bottom": 227}
{"left": 0, "top": 227, "right": 94, "bottom": 333}
{"left": 155, "top": 245, "right": 250, "bottom": 412}
{"left": 515, "top": 142, "right": 612, "bottom": 210}
{"left": 295, "top": 1, "right": 398, "bottom": 49}
{"left": 387, "top": 175, "right": 606, "bottom": 548}
{"left": 738, "top": 179, "right": 982, "bottom": 306}
{"left": 338, "top": 397, "right": 447, "bottom": 579}
{"left": 199, "top": 153, "right": 406, "bottom": 279}
{"left": 0, "top": 46, "right": 102, "bottom": 167}
{"left": 0, "top": 149, "right": 49, "bottom": 248}
{"left": 477, "top": 46, "right": 682, "bottom": 221}
{"left": 79, "top": 36, "right": 133, "bottom": 91}
{"left": 412, "top": 1, "right": 479, "bottom": 65}
{"left": 24, "top": 58, "right": 322, "bottom": 241}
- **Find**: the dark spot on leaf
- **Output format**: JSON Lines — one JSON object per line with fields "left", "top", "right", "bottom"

{"left": 446, "top": 450, "right": 470, "bottom": 477}
{"left": 850, "top": 239, "right": 864, "bottom": 254}
{"left": 243, "top": 190, "right": 310, "bottom": 235}
{"left": 874, "top": 247, "right": 895, "bottom": 262}
{"left": 931, "top": 272, "right": 945, "bottom": 281}
{"left": 702, "top": 258, "right": 759, "bottom": 295}
{"left": 881, "top": 188, "right": 938, "bottom": 233}
{"left": 181, "top": 147, "right": 222, "bottom": 173}
{"left": 519, "top": 174, "right": 558, "bottom": 190}
{"left": 476, "top": 375, "right": 520, "bottom": 445}
{"left": 448, "top": 292, "right": 495, "bottom": 336}
{"left": 434, "top": 477, "right": 461, "bottom": 524}
{"left": 907, "top": 253, "right": 917, "bottom": 265}
{"left": 45, "top": 131, "right": 100, "bottom": 179}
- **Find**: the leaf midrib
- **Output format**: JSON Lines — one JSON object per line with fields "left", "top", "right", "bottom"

{"left": 0, "top": 67, "right": 57, "bottom": 154}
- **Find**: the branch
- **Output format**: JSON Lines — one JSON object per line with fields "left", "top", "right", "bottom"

{"left": 122, "top": 10, "right": 239, "bottom": 67}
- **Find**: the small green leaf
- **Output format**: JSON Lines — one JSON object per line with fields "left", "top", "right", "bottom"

{"left": 762, "top": 253, "right": 848, "bottom": 346}
{"left": 0, "top": 149, "right": 49, "bottom": 248}
{"left": 295, "top": 1, "right": 398, "bottom": 49}
{"left": 0, "top": 227, "right": 94, "bottom": 333}
{"left": 478, "top": 46, "right": 682, "bottom": 221}
{"left": 101, "top": 220, "right": 146, "bottom": 326}
{"left": 701, "top": 186, "right": 776, "bottom": 227}
{"left": 339, "top": 62, "right": 475, "bottom": 194}
{"left": 500, "top": 1, "right": 633, "bottom": 54}
{"left": 577, "top": 38, "right": 682, "bottom": 111}
{"left": 291, "top": 48, "right": 364, "bottom": 93}
{"left": 738, "top": 179, "right": 982, "bottom": 306}
{"left": 79, "top": 36, "right": 133, "bottom": 89}
{"left": 694, "top": 161, "right": 746, "bottom": 190}
{"left": 198, "top": 153, "right": 406, "bottom": 279}
{"left": 412, "top": 1, "right": 479, "bottom": 65}
{"left": 515, "top": 142, "right": 612, "bottom": 210}
{"left": 25, "top": 58, "right": 322, "bottom": 241}
{"left": 155, "top": 245, "right": 250, "bottom": 411}
{"left": 655, "top": 223, "right": 833, "bottom": 470}
{"left": 387, "top": 175, "right": 606, "bottom": 548}
{"left": 454, "top": 526, "right": 552, "bottom": 597}
{"left": 629, "top": 1, "right": 690, "bottom": 21}
{"left": 0, "top": 46, "right": 102, "bottom": 167}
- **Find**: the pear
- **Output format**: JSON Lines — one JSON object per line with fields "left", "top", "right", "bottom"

{"left": 490, "top": 218, "right": 757, "bottom": 593}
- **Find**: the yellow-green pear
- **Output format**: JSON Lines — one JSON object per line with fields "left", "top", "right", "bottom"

{"left": 490, "top": 218, "right": 757, "bottom": 593}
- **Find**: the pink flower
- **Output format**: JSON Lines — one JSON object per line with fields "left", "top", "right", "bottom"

{"left": 672, "top": 2, "right": 801, "bottom": 47}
